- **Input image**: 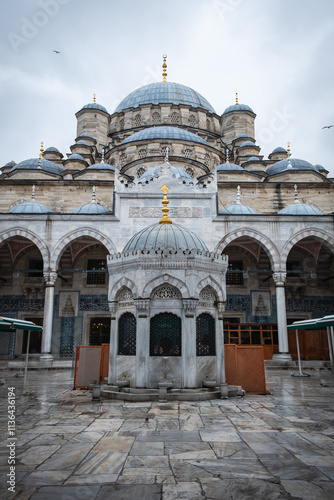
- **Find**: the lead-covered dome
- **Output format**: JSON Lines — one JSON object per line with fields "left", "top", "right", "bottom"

{"left": 223, "top": 103, "right": 254, "bottom": 115}
{"left": 266, "top": 158, "right": 316, "bottom": 176}
{"left": 10, "top": 158, "right": 63, "bottom": 176}
{"left": 114, "top": 82, "right": 216, "bottom": 114}
{"left": 73, "top": 202, "right": 111, "bottom": 214}
{"left": 9, "top": 200, "right": 53, "bottom": 214}
{"left": 123, "top": 223, "right": 208, "bottom": 252}
{"left": 277, "top": 203, "right": 323, "bottom": 215}
{"left": 121, "top": 126, "right": 209, "bottom": 146}
{"left": 216, "top": 163, "right": 243, "bottom": 171}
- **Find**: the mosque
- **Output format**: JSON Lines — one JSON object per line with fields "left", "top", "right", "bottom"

{"left": 0, "top": 56, "right": 333, "bottom": 387}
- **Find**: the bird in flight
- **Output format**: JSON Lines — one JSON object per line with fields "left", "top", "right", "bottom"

{"left": 53, "top": 50, "right": 61, "bottom": 54}
{"left": 322, "top": 125, "right": 334, "bottom": 129}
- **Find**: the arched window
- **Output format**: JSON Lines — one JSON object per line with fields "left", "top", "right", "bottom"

{"left": 118, "top": 312, "right": 136, "bottom": 355}
{"left": 184, "top": 148, "right": 192, "bottom": 159}
{"left": 134, "top": 114, "right": 142, "bottom": 127}
{"left": 206, "top": 118, "right": 211, "bottom": 131}
{"left": 150, "top": 313, "right": 181, "bottom": 356}
{"left": 189, "top": 114, "right": 196, "bottom": 127}
{"left": 120, "top": 153, "right": 126, "bottom": 167}
{"left": 119, "top": 118, "right": 125, "bottom": 130}
{"left": 152, "top": 112, "right": 161, "bottom": 124}
{"left": 137, "top": 166, "right": 146, "bottom": 177}
{"left": 185, "top": 167, "right": 194, "bottom": 178}
{"left": 196, "top": 313, "right": 215, "bottom": 356}
{"left": 204, "top": 153, "right": 210, "bottom": 167}
{"left": 138, "top": 148, "right": 147, "bottom": 159}
{"left": 170, "top": 112, "right": 180, "bottom": 124}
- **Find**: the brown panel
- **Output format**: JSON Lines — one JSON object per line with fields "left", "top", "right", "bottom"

{"left": 288, "top": 329, "right": 329, "bottom": 360}
{"left": 225, "top": 344, "right": 238, "bottom": 385}
{"left": 73, "top": 346, "right": 101, "bottom": 389}
{"left": 236, "top": 346, "right": 267, "bottom": 394}
{"left": 99, "top": 343, "right": 110, "bottom": 384}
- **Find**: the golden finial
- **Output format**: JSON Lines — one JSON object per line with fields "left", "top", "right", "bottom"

{"left": 162, "top": 54, "right": 167, "bottom": 82}
{"left": 40, "top": 142, "right": 44, "bottom": 159}
{"left": 159, "top": 184, "right": 172, "bottom": 224}
{"left": 235, "top": 93, "right": 239, "bottom": 105}
{"left": 93, "top": 93, "right": 96, "bottom": 103}
{"left": 287, "top": 141, "right": 291, "bottom": 157}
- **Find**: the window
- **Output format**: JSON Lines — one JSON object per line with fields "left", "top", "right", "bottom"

{"left": 189, "top": 114, "right": 196, "bottom": 127}
{"left": 134, "top": 114, "right": 142, "bottom": 127}
{"left": 119, "top": 118, "right": 125, "bottom": 130}
{"left": 152, "top": 112, "right": 161, "bottom": 124}
{"left": 150, "top": 313, "right": 181, "bottom": 356}
{"left": 137, "top": 166, "right": 146, "bottom": 177}
{"left": 138, "top": 149, "right": 147, "bottom": 159}
{"left": 204, "top": 154, "right": 210, "bottom": 167}
{"left": 184, "top": 148, "right": 192, "bottom": 159}
{"left": 226, "top": 260, "right": 244, "bottom": 286}
{"left": 206, "top": 119, "right": 211, "bottom": 131}
{"left": 185, "top": 167, "right": 194, "bottom": 178}
{"left": 89, "top": 317, "right": 110, "bottom": 345}
{"left": 87, "top": 259, "right": 106, "bottom": 285}
{"left": 28, "top": 259, "right": 43, "bottom": 278}
{"left": 118, "top": 312, "right": 136, "bottom": 355}
{"left": 196, "top": 313, "right": 216, "bottom": 356}
{"left": 170, "top": 112, "right": 180, "bottom": 124}
{"left": 120, "top": 153, "right": 126, "bottom": 167}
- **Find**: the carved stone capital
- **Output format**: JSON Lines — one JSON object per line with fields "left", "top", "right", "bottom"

{"left": 43, "top": 272, "right": 58, "bottom": 286}
{"left": 216, "top": 301, "right": 225, "bottom": 318}
{"left": 134, "top": 298, "right": 150, "bottom": 315}
{"left": 273, "top": 272, "right": 286, "bottom": 286}
{"left": 108, "top": 301, "right": 117, "bottom": 314}
{"left": 183, "top": 299, "right": 198, "bottom": 315}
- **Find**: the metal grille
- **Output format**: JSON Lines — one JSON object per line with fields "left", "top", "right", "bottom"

{"left": 87, "top": 260, "right": 106, "bottom": 285}
{"left": 118, "top": 312, "right": 136, "bottom": 355}
{"left": 60, "top": 317, "right": 74, "bottom": 357}
{"left": 89, "top": 317, "right": 110, "bottom": 345}
{"left": 150, "top": 313, "right": 181, "bottom": 356}
{"left": 0, "top": 331, "right": 16, "bottom": 359}
{"left": 196, "top": 313, "right": 216, "bottom": 356}
{"left": 226, "top": 261, "right": 244, "bottom": 285}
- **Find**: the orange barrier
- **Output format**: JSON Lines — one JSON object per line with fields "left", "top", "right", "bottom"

{"left": 225, "top": 344, "right": 267, "bottom": 394}
{"left": 99, "top": 343, "right": 110, "bottom": 384}
{"left": 73, "top": 346, "right": 102, "bottom": 389}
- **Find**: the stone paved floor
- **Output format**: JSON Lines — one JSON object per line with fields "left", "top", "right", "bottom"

{"left": 0, "top": 369, "right": 334, "bottom": 499}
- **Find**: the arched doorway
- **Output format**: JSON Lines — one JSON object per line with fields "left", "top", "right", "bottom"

{"left": 150, "top": 313, "right": 181, "bottom": 356}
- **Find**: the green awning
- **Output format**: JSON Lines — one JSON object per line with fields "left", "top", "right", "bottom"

{"left": 0, "top": 316, "right": 43, "bottom": 332}
{"left": 287, "top": 315, "right": 334, "bottom": 331}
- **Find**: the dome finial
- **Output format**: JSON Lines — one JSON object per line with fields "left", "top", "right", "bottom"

{"left": 225, "top": 147, "right": 230, "bottom": 163}
{"left": 101, "top": 148, "right": 105, "bottom": 164}
{"left": 162, "top": 54, "right": 167, "bottom": 82}
{"left": 31, "top": 185, "right": 35, "bottom": 201}
{"left": 40, "top": 142, "right": 44, "bottom": 159}
{"left": 236, "top": 185, "right": 241, "bottom": 204}
{"left": 287, "top": 141, "right": 291, "bottom": 157}
{"left": 91, "top": 185, "right": 97, "bottom": 204}
{"left": 159, "top": 184, "right": 172, "bottom": 224}
{"left": 93, "top": 93, "right": 96, "bottom": 104}
{"left": 235, "top": 93, "right": 239, "bottom": 105}
{"left": 293, "top": 184, "right": 300, "bottom": 204}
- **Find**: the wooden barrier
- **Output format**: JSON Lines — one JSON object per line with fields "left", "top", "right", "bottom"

{"left": 225, "top": 344, "right": 267, "bottom": 394}
{"left": 73, "top": 346, "right": 102, "bottom": 389}
{"left": 99, "top": 343, "right": 110, "bottom": 384}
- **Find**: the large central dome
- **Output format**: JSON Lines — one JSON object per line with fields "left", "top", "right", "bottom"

{"left": 114, "top": 82, "right": 216, "bottom": 114}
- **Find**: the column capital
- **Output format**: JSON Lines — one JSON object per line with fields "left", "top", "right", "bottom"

{"left": 43, "top": 272, "right": 58, "bottom": 286}
{"left": 273, "top": 272, "right": 286, "bottom": 286}
{"left": 216, "top": 301, "right": 225, "bottom": 319}
{"left": 182, "top": 298, "right": 198, "bottom": 317}
{"left": 108, "top": 301, "right": 117, "bottom": 315}
{"left": 134, "top": 298, "right": 150, "bottom": 316}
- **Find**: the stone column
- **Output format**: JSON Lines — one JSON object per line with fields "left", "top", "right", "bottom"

{"left": 182, "top": 299, "right": 197, "bottom": 388}
{"left": 108, "top": 302, "right": 117, "bottom": 385}
{"left": 216, "top": 301, "right": 228, "bottom": 398}
{"left": 40, "top": 272, "right": 58, "bottom": 360}
{"left": 135, "top": 299, "right": 150, "bottom": 388}
{"left": 273, "top": 272, "right": 291, "bottom": 358}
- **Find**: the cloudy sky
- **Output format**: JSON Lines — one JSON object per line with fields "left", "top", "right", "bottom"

{"left": 1, "top": 0, "right": 333, "bottom": 175}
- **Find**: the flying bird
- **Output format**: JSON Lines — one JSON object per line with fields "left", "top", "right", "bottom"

{"left": 322, "top": 125, "right": 334, "bottom": 129}
{"left": 53, "top": 50, "right": 61, "bottom": 54}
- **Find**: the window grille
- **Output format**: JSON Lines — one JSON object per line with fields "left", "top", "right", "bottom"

{"left": 184, "top": 148, "right": 192, "bottom": 159}
{"left": 138, "top": 149, "right": 147, "bottom": 159}
{"left": 137, "top": 166, "right": 146, "bottom": 177}
{"left": 171, "top": 112, "right": 180, "bottom": 124}
{"left": 152, "top": 112, "right": 161, "bottom": 124}
{"left": 189, "top": 115, "right": 196, "bottom": 127}
{"left": 152, "top": 285, "right": 181, "bottom": 299}
{"left": 185, "top": 167, "right": 194, "bottom": 178}
{"left": 119, "top": 118, "right": 125, "bottom": 129}
{"left": 199, "top": 287, "right": 214, "bottom": 302}
{"left": 120, "top": 153, "right": 126, "bottom": 167}
{"left": 150, "top": 313, "right": 181, "bottom": 356}
{"left": 204, "top": 154, "right": 210, "bottom": 167}
{"left": 226, "top": 260, "right": 244, "bottom": 286}
{"left": 196, "top": 313, "right": 216, "bottom": 356}
{"left": 118, "top": 288, "right": 133, "bottom": 301}
{"left": 206, "top": 119, "right": 211, "bottom": 130}
{"left": 87, "top": 259, "right": 106, "bottom": 285}
{"left": 118, "top": 312, "right": 136, "bottom": 355}
{"left": 134, "top": 114, "right": 142, "bottom": 127}
{"left": 89, "top": 317, "right": 110, "bottom": 345}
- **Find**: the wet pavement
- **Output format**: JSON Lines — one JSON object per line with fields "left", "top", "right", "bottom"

{"left": 0, "top": 368, "right": 334, "bottom": 499}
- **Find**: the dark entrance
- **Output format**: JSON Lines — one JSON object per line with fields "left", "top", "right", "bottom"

{"left": 150, "top": 313, "right": 181, "bottom": 356}
{"left": 22, "top": 317, "right": 43, "bottom": 354}
{"left": 89, "top": 317, "right": 110, "bottom": 345}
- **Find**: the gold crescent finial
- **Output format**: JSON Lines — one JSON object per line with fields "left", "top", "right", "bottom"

{"left": 159, "top": 184, "right": 172, "bottom": 224}
{"left": 162, "top": 54, "right": 167, "bottom": 82}
{"left": 235, "top": 93, "right": 239, "bottom": 105}
{"left": 93, "top": 93, "right": 96, "bottom": 103}
{"left": 287, "top": 141, "right": 291, "bottom": 157}
{"left": 40, "top": 142, "right": 44, "bottom": 159}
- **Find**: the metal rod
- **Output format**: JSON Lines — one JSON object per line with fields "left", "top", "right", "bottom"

{"left": 327, "top": 327, "right": 333, "bottom": 369}
{"left": 295, "top": 330, "right": 303, "bottom": 375}
{"left": 23, "top": 330, "right": 31, "bottom": 392}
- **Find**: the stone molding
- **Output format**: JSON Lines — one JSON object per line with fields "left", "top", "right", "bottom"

{"left": 43, "top": 272, "right": 58, "bottom": 286}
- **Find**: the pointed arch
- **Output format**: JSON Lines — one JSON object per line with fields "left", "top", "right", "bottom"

{"left": 281, "top": 228, "right": 334, "bottom": 266}
{"left": 0, "top": 228, "right": 49, "bottom": 267}
{"left": 215, "top": 228, "right": 279, "bottom": 270}
{"left": 110, "top": 277, "right": 138, "bottom": 301}
{"left": 143, "top": 274, "right": 189, "bottom": 298}
{"left": 50, "top": 228, "right": 116, "bottom": 270}
{"left": 195, "top": 276, "right": 225, "bottom": 301}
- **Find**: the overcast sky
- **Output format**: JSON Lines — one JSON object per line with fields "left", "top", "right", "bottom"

{"left": 1, "top": 0, "right": 333, "bottom": 176}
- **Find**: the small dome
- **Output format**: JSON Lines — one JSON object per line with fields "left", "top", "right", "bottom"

{"left": 78, "top": 133, "right": 95, "bottom": 139}
{"left": 239, "top": 141, "right": 257, "bottom": 148}
{"left": 114, "top": 82, "right": 215, "bottom": 114}
{"left": 67, "top": 153, "right": 86, "bottom": 162}
{"left": 123, "top": 223, "right": 208, "bottom": 253}
{"left": 271, "top": 146, "right": 287, "bottom": 154}
{"left": 246, "top": 156, "right": 261, "bottom": 162}
{"left": 216, "top": 163, "right": 244, "bottom": 171}
{"left": 74, "top": 140, "right": 89, "bottom": 146}
{"left": 3, "top": 161, "right": 16, "bottom": 167}
{"left": 44, "top": 147, "right": 60, "bottom": 153}
{"left": 81, "top": 102, "right": 108, "bottom": 114}
{"left": 121, "top": 126, "right": 210, "bottom": 146}
{"left": 314, "top": 164, "right": 328, "bottom": 172}
{"left": 138, "top": 163, "right": 192, "bottom": 182}
{"left": 235, "top": 133, "right": 250, "bottom": 139}
{"left": 10, "top": 158, "right": 63, "bottom": 175}
{"left": 73, "top": 202, "right": 111, "bottom": 214}
{"left": 266, "top": 158, "right": 316, "bottom": 176}
{"left": 277, "top": 203, "right": 323, "bottom": 215}
{"left": 9, "top": 201, "right": 53, "bottom": 214}
{"left": 220, "top": 204, "right": 259, "bottom": 215}
{"left": 87, "top": 163, "right": 115, "bottom": 171}
{"left": 223, "top": 103, "right": 254, "bottom": 115}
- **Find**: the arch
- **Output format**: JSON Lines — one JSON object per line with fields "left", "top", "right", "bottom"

{"left": 281, "top": 228, "right": 334, "bottom": 266}
{"left": 118, "top": 312, "right": 136, "bottom": 355}
{"left": 215, "top": 228, "right": 279, "bottom": 270}
{"left": 196, "top": 312, "right": 216, "bottom": 356}
{"left": 50, "top": 228, "right": 117, "bottom": 270}
{"left": 110, "top": 277, "right": 138, "bottom": 301}
{"left": 0, "top": 228, "right": 50, "bottom": 268}
{"left": 143, "top": 274, "right": 189, "bottom": 298}
{"left": 195, "top": 276, "right": 225, "bottom": 301}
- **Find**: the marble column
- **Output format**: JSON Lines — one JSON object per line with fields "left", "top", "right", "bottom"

{"left": 273, "top": 272, "right": 291, "bottom": 358}
{"left": 135, "top": 299, "right": 150, "bottom": 388}
{"left": 182, "top": 299, "right": 197, "bottom": 388}
{"left": 216, "top": 302, "right": 226, "bottom": 384}
{"left": 108, "top": 301, "right": 117, "bottom": 385}
{"left": 40, "top": 272, "right": 58, "bottom": 360}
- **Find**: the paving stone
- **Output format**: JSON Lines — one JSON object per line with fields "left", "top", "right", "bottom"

{"left": 162, "top": 482, "right": 204, "bottom": 499}
{"left": 281, "top": 479, "right": 334, "bottom": 500}
{"left": 96, "top": 484, "right": 162, "bottom": 499}
{"left": 200, "top": 477, "right": 291, "bottom": 499}
{"left": 29, "top": 485, "right": 100, "bottom": 499}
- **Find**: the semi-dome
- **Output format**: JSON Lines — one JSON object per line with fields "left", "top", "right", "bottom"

{"left": 73, "top": 202, "right": 111, "bottom": 214}
{"left": 246, "top": 156, "right": 261, "bottom": 162}
{"left": 67, "top": 153, "right": 86, "bottom": 162}
{"left": 223, "top": 103, "right": 254, "bottom": 115}
{"left": 271, "top": 146, "right": 287, "bottom": 154}
{"left": 10, "top": 158, "right": 63, "bottom": 176}
{"left": 138, "top": 163, "right": 193, "bottom": 183}
{"left": 44, "top": 147, "right": 60, "bottom": 153}
{"left": 277, "top": 203, "right": 323, "bottom": 215}
{"left": 9, "top": 200, "right": 53, "bottom": 214}
{"left": 239, "top": 141, "right": 257, "bottom": 148}
{"left": 314, "top": 164, "right": 328, "bottom": 172}
{"left": 235, "top": 133, "right": 250, "bottom": 139}
{"left": 266, "top": 158, "right": 316, "bottom": 176}
{"left": 220, "top": 204, "right": 259, "bottom": 215}
{"left": 87, "top": 162, "right": 116, "bottom": 171}
{"left": 114, "top": 82, "right": 216, "bottom": 114}
{"left": 216, "top": 163, "right": 243, "bottom": 171}
{"left": 3, "top": 161, "right": 16, "bottom": 167}
{"left": 74, "top": 140, "right": 89, "bottom": 146}
{"left": 81, "top": 102, "right": 108, "bottom": 114}
{"left": 78, "top": 133, "right": 95, "bottom": 139}
{"left": 121, "top": 126, "right": 209, "bottom": 146}
{"left": 123, "top": 223, "right": 208, "bottom": 253}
